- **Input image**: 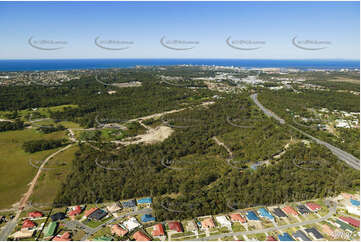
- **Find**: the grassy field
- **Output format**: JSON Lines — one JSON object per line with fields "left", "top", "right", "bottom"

{"left": 0, "top": 128, "right": 69, "bottom": 209}
{"left": 29, "top": 145, "right": 79, "bottom": 205}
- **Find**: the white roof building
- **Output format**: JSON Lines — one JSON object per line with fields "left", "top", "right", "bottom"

{"left": 215, "top": 216, "right": 231, "bottom": 227}
{"left": 122, "top": 217, "right": 141, "bottom": 231}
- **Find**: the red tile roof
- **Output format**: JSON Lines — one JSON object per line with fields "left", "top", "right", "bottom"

{"left": 168, "top": 221, "right": 183, "bottom": 232}
{"left": 22, "top": 219, "right": 36, "bottom": 229}
{"left": 306, "top": 202, "right": 322, "bottom": 211}
{"left": 28, "top": 211, "right": 43, "bottom": 218}
{"left": 266, "top": 235, "right": 277, "bottom": 241}
{"left": 133, "top": 231, "right": 150, "bottom": 241}
{"left": 339, "top": 216, "right": 360, "bottom": 228}
{"left": 84, "top": 207, "right": 98, "bottom": 217}
{"left": 111, "top": 224, "right": 128, "bottom": 237}
{"left": 52, "top": 232, "right": 71, "bottom": 241}
{"left": 152, "top": 224, "right": 165, "bottom": 237}
{"left": 229, "top": 213, "right": 246, "bottom": 223}
{"left": 68, "top": 206, "right": 82, "bottom": 216}
{"left": 282, "top": 206, "right": 298, "bottom": 216}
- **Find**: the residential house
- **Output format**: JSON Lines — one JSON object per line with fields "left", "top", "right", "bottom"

{"left": 201, "top": 218, "right": 215, "bottom": 229}
{"left": 278, "top": 232, "right": 294, "bottom": 241}
{"left": 22, "top": 219, "right": 36, "bottom": 230}
{"left": 334, "top": 220, "right": 356, "bottom": 233}
{"left": 28, "top": 211, "right": 43, "bottom": 218}
{"left": 346, "top": 199, "right": 360, "bottom": 215}
{"left": 305, "top": 227, "right": 324, "bottom": 240}
{"left": 111, "top": 224, "right": 128, "bottom": 237}
{"left": 106, "top": 203, "right": 122, "bottom": 214}
{"left": 266, "top": 235, "right": 276, "bottom": 241}
{"left": 121, "top": 199, "right": 136, "bottom": 208}
{"left": 122, "top": 217, "right": 141, "bottom": 231}
{"left": 293, "top": 230, "right": 311, "bottom": 241}
{"left": 282, "top": 206, "right": 298, "bottom": 216}
{"left": 229, "top": 213, "right": 246, "bottom": 223}
{"left": 137, "top": 197, "right": 152, "bottom": 206}
{"left": 305, "top": 203, "right": 322, "bottom": 212}
{"left": 152, "top": 224, "right": 165, "bottom": 237}
{"left": 338, "top": 216, "right": 360, "bottom": 228}
{"left": 321, "top": 224, "right": 335, "bottom": 238}
{"left": 88, "top": 209, "right": 107, "bottom": 221}
{"left": 168, "top": 221, "right": 183, "bottom": 232}
{"left": 68, "top": 206, "right": 82, "bottom": 217}
{"left": 133, "top": 231, "right": 150, "bottom": 241}
{"left": 246, "top": 211, "right": 260, "bottom": 221}
{"left": 50, "top": 212, "right": 66, "bottom": 221}
{"left": 258, "top": 208, "right": 274, "bottom": 220}
{"left": 215, "top": 216, "right": 231, "bottom": 227}
{"left": 141, "top": 214, "right": 155, "bottom": 223}
{"left": 85, "top": 208, "right": 98, "bottom": 218}
{"left": 296, "top": 205, "right": 311, "bottom": 215}
{"left": 52, "top": 232, "right": 71, "bottom": 241}
{"left": 272, "top": 208, "right": 287, "bottom": 218}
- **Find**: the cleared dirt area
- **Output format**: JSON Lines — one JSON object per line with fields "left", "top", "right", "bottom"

{"left": 332, "top": 77, "right": 360, "bottom": 84}
{"left": 113, "top": 125, "right": 174, "bottom": 145}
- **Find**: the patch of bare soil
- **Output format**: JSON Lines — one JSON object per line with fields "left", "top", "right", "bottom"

{"left": 113, "top": 125, "right": 174, "bottom": 145}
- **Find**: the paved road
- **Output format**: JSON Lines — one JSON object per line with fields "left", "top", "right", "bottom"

{"left": 250, "top": 93, "right": 360, "bottom": 170}
{"left": 250, "top": 94, "right": 285, "bottom": 124}
{"left": 195, "top": 201, "right": 337, "bottom": 241}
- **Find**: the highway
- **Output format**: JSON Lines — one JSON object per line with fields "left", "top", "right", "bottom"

{"left": 195, "top": 200, "right": 337, "bottom": 241}
{"left": 250, "top": 93, "right": 360, "bottom": 170}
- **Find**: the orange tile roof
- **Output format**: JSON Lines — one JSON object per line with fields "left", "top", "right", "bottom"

{"left": 321, "top": 224, "right": 334, "bottom": 236}
{"left": 282, "top": 206, "right": 298, "bottom": 216}
{"left": 111, "top": 224, "right": 128, "bottom": 237}
{"left": 84, "top": 207, "right": 98, "bottom": 217}
{"left": 133, "top": 231, "right": 150, "bottom": 241}
{"left": 152, "top": 224, "right": 165, "bottom": 237}
{"left": 229, "top": 213, "right": 246, "bottom": 223}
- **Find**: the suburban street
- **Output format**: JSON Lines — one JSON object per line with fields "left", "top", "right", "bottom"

{"left": 195, "top": 201, "right": 337, "bottom": 241}
{"left": 250, "top": 93, "right": 360, "bottom": 170}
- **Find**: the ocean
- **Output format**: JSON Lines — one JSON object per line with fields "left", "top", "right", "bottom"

{"left": 0, "top": 59, "right": 359, "bottom": 72}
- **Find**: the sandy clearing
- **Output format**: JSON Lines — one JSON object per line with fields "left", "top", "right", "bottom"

{"left": 113, "top": 125, "right": 174, "bottom": 146}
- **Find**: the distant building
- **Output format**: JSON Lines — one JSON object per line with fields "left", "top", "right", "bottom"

{"left": 201, "top": 218, "right": 215, "bottom": 229}
{"left": 282, "top": 206, "right": 298, "bottom": 216}
{"left": 121, "top": 199, "right": 136, "bottom": 208}
{"left": 68, "top": 205, "right": 82, "bottom": 216}
{"left": 122, "top": 217, "right": 141, "bottom": 231}
{"left": 22, "top": 219, "right": 36, "bottom": 229}
{"left": 50, "top": 212, "right": 66, "bottom": 221}
{"left": 296, "top": 204, "right": 311, "bottom": 214}
{"left": 215, "top": 216, "right": 231, "bottom": 227}
{"left": 338, "top": 216, "right": 360, "bottom": 228}
{"left": 137, "top": 197, "right": 152, "bottom": 205}
{"left": 305, "top": 202, "right": 322, "bottom": 212}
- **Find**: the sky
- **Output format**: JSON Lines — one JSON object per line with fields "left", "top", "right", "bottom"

{"left": 0, "top": 1, "right": 359, "bottom": 59}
